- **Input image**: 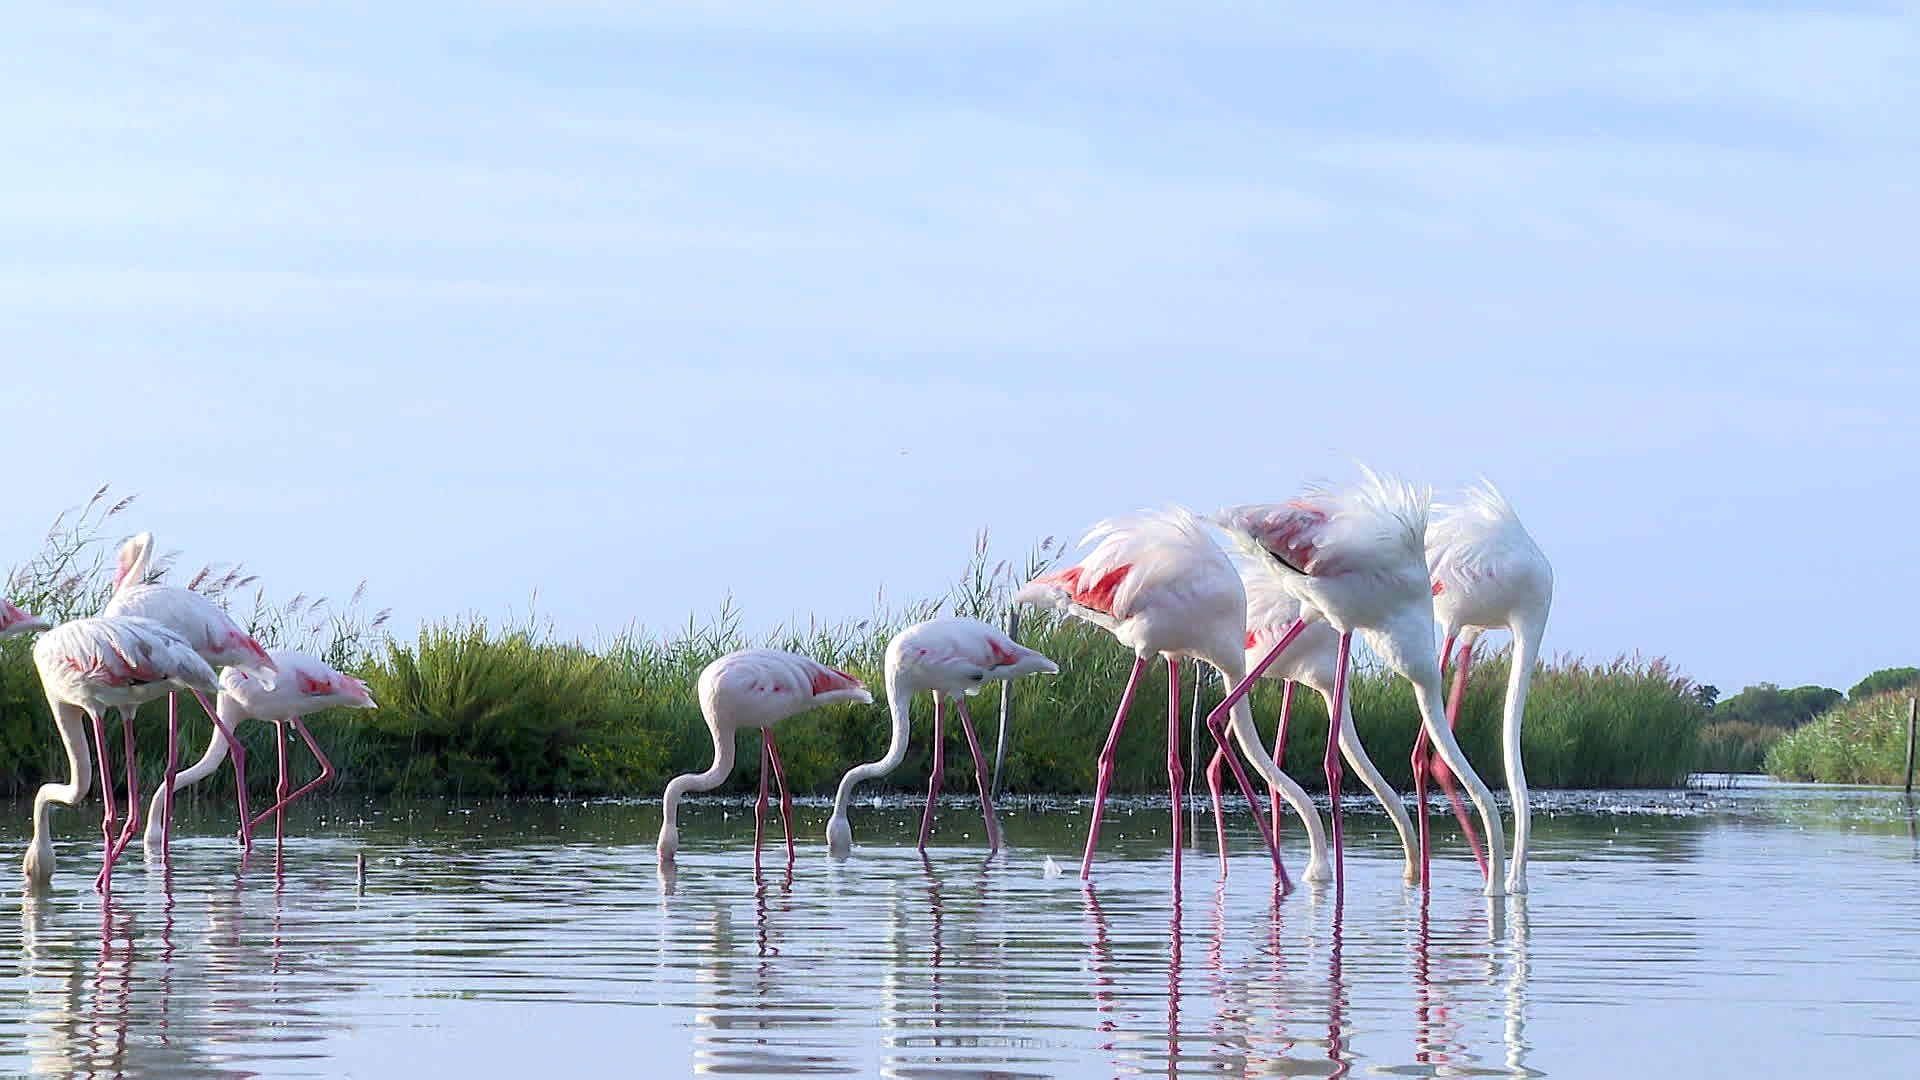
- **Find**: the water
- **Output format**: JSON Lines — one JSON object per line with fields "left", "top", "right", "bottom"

{"left": 4, "top": 780, "right": 1919, "bottom": 1077}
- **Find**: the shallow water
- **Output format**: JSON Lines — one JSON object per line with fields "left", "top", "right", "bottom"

{"left": 3, "top": 779, "right": 1918, "bottom": 1078}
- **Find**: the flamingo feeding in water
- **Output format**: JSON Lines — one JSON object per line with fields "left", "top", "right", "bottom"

{"left": 1216, "top": 465, "right": 1508, "bottom": 898}
{"left": 658, "top": 648, "right": 873, "bottom": 867}
{"left": 26, "top": 616, "right": 219, "bottom": 891}
{"left": 102, "top": 532, "right": 277, "bottom": 862}
{"left": 826, "top": 616, "right": 1058, "bottom": 858}
{"left": 1203, "top": 557, "right": 1423, "bottom": 884}
{"left": 1424, "top": 481, "right": 1552, "bottom": 895}
{"left": 2, "top": 600, "right": 51, "bottom": 640}
{"left": 1015, "top": 508, "right": 1329, "bottom": 887}
{"left": 141, "top": 649, "right": 375, "bottom": 863}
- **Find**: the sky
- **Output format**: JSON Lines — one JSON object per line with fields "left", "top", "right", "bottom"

{"left": 3, "top": 2, "right": 1916, "bottom": 695}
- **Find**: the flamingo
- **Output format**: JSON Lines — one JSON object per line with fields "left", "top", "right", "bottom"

{"left": 826, "top": 616, "right": 1058, "bottom": 858}
{"left": 2, "top": 599, "right": 51, "bottom": 640}
{"left": 658, "top": 648, "right": 873, "bottom": 866}
{"left": 140, "top": 649, "right": 375, "bottom": 861}
{"left": 26, "top": 616, "right": 219, "bottom": 890}
{"left": 101, "top": 532, "right": 277, "bottom": 861}
{"left": 1201, "top": 557, "right": 1423, "bottom": 884}
{"left": 1424, "top": 481, "right": 1552, "bottom": 895}
{"left": 1015, "top": 508, "right": 1329, "bottom": 886}
{"left": 1216, "top": 465, "right": 1508, "bottom": 898}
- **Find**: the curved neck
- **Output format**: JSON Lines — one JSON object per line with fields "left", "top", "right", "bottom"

{"left": 833, "top": 668, "right": 915, "bottom": 816}
{"left": 116, "top": 536, "right": 152, "bottom": 593}
{"left": 1503, "top": 618, "right": 1543, "bottom": 761}
{"left": 662, "top": 714, "right": 735, "bottom": 827}
{"left": 1407, "top": 663, "right": 1450, "bottom": 740}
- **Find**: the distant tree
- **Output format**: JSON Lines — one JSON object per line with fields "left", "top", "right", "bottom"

{"left": 1693, "top": 684, "right": 1721, "bottom": 710}
{"left": 1848, "top": 667, "right": 1920, "bottom": 701}
{"left": 1713, "top": 682, "right": 1843, "bottom": 729}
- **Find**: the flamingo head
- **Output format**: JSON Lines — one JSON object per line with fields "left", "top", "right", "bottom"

{"left": 0, "top": 600, "right": 50, "bottom": 640}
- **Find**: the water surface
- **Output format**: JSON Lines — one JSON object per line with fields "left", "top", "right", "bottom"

{"left": 3, "top": 780, "right": 1918, "bottom": 1077}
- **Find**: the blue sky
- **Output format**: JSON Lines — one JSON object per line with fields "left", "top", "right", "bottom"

{"left": 3, "top": 3, "right": 1915, "bottom": 694}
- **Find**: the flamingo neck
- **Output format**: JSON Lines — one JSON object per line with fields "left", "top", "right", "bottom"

{"left": 1503, "top": 619, "right": 1542, "bottom": 745}
{"left": 115, "top": 537, "right": 151, "bottom": 594}
{"left": 832, "top": 668, "right": 915, "bottom": 818}
{"left": 661, "top": 715, "right": 736, "bottom": 829}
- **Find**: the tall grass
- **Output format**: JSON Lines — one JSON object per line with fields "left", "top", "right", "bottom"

{"left": 1696, "top": 721, "right": 1786, "bottom": 774}
{"left": 1, "top": 495, "right": 1708, "bottom": 799}
{"left": 1766, "top": 691, "right": 1918, "bottom": 785}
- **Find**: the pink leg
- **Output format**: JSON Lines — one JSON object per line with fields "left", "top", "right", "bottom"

{"left": 1166, "top": 662, "right": 1185, "bottom": 880}
{"left": 1326, "top": 633, "right": 1352, "bottom": 903}
{"left": 1431, "top": 643, "right": 1488, "bottom": 879}
{"left": 918, "top": 696, "right": 946, "bottom": 853}
{"left": 952, "top": 697, "right": 1003, "bottom": 854}
{"left": 1413, "top": 635, "right": 1454, "bottom": 891}
{"left": 1204, "top": 747, "right": 1227, "bottom": 874}
{"left": 89, "top": 710, "right": 118, "bottom": 894}
{"left": 1082, "top": 657, "right": 1149, "bottom": 880}
{"left": 274, "top": 723, "right": 290, "bottom": 849}
{"left": 246, "top": 717, "right": 338, "bottom": 832}
{"left": 765, "top": 728, "right": 795, "bottom": 864}
{"left": 189, "top": 688, "right": 252, "bottom": 848}
{"left": 106, "top": 709, "right": 144, "bottom": 867}
{"left": 754, "top": 732, "right": 769, "bottom": 870}
{"left": 1270, "top": 681, "right": 1296, "bottom": 843}
{"left": 162, "top": 693, "right": 178, "bottom": 870}
{"left": 1204, "top": 621, "right": 1310, "bottom": 888}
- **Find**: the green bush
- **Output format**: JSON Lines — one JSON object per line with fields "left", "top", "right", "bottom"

{"left": 1767, "top": 691, "right": 1919, "bottom": 785}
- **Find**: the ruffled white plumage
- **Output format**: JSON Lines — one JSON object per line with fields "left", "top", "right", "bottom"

{"left": 34, "top": 616, "right": 219, "bottom": 707}
{"left": 1016, "top": 507, "right": 1241, "bottom": 654}
{"left": 220, "top": 648, "right": 376, "bottom": 720}
{"left": 103, "top": 533, "right": 277, "bottom": 689}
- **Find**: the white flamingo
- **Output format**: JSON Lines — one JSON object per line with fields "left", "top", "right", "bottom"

{"left": 658, "top": 648, "right": 873, "bottom": 866}
{"left": 826, "top": 616, "right": 1057, "bottom": 858}
{"left": 141, "top": 649, "right": 375, "bottom": 860}
{"left": 1424, "top": 481, "right": 1552, "bottom": 895}
{"left": 101, "top": 532, "right": 277, "bottom": 860}
{"left": 1202, "top": 559, "right": 1423, "bottom": 884}
{"left": 1217, "top": 465, "right": 1508, "bottom": 898}
{"left": 26, "top": 616, "right": 218, "bottom": 890}
{"left": 1016, "top": 508, "right": 1330, "bottom": 887}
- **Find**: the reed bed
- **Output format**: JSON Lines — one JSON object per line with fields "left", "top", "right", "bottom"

{"left": 1, "top": 494, "right": 1708, "bottom": 800}
{"left": 1766, "top": 691, "right": 1917, "bottom": 785}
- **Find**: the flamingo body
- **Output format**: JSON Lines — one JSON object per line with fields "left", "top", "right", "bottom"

{"left": 1218, "top": 465, "right": 1510, "bottom": 897}
{"left": 102, "top": 532, "right": 277, "bottom": 857}
{"left": 142, "top": 650, "right": 374, "bottom": 848}
{"left": 827, "top": 616, "right": 1057, "bottom": 857}
{"left": 658, "top": 648, "right": 872, "bottom": 865}
{"left": 25, "top": 616, "right": 218, "bottom": 887}
{"left": 1017, "top": 508, "right": 1330, "bottom": 885}
{"left": 1427, "top": 481, "right": 1552, "bottom": 895}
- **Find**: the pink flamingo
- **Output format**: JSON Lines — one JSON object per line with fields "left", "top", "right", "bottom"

{"left": 1016, "top": 508, "right": 1329, "bottom": 886}
{"left": 2, "top": 599, "right": 51, "bottom": 640}
{"left": 141, "top": 649, "right": 375, "bottom": 861}
{"left": 1201, "top": 557, "right": 1423, "bottom": 884}
{"left": 658, "top": 648, "right": 873, "bottom": 867}
{"left": 25, "top": 616, "right": 219, "bottom": 891}
{"left": 1216, "top": 465, "right": 1508, "bottom": 898}
{"left": 826, "top": 616, "right": 1057, "bottom": 858}
{"left": 101, "top": 532, "right": 277, "bottom": 861}
{"left": 1423, "top": 482, "right": 1552, "bottom": 895}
